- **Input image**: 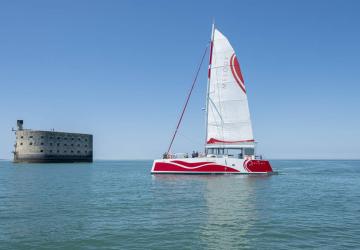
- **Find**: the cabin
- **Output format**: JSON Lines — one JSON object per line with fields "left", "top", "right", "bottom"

{"left": 205, "top": 142, "right": 256, "bottom": 159}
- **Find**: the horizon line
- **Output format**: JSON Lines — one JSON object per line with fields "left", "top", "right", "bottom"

{"left": 1, "top": 158, "right": 360, "bottom": 161}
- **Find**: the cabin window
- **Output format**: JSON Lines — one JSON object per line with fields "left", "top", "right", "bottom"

{"left": 207, "top": 148, "right": 225, "bottom": 155}
{"left": 244, "top": 148, "right": 255, "bottom": 156}
{"left": 225, "top": 148, "right": 243, "bottom": 159}
{"left": 207, "top": 148, "right": 246, "bottom": 158}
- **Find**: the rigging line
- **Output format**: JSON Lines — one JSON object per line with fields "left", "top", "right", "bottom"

{"left": 214, "top": 63, "right": 225, "bottom": 143}
{"left": 208, "top": 97, "right": 224, "bottom": 123}
{"left": 166, "top": 44, "right": 209, "bottom": 155}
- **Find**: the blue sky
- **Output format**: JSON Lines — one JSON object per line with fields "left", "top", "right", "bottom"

{"left": 1, "top": 0, "right": 359, "bottom": 159}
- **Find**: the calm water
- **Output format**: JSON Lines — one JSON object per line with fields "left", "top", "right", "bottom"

{"left": 0, "top": 160, "right": 359, "bottom": 249}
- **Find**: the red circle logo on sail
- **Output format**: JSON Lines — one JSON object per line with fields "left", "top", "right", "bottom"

{"left": 230, "top": 53, "right": 246, "bottom": 93}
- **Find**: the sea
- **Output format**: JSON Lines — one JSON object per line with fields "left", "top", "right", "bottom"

{"left": 0, "top": 160, "right": 359, "bottom": 249}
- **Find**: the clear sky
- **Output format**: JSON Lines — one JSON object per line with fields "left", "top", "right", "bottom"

{"left": 1, "top": 0, "right": 359, "bottom": 160}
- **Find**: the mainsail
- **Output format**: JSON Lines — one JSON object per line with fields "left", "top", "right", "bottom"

{"left": 206, "top": 28, "right": 254, "bottom": 145}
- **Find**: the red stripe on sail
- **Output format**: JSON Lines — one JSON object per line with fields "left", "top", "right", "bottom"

{"left": 207, "top": 138, "right": 255, "bottom": 144}
{"left": 230, "top": 54, "right": 246, "bottom": 93}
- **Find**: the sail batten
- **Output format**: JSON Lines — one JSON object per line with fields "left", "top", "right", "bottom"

{"left": 206, "top": 28, "right": 254, "bottom": 145}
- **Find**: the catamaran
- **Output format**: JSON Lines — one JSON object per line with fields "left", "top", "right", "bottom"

{"left": 151, "top": 24, "right": 273, "bottom": 174}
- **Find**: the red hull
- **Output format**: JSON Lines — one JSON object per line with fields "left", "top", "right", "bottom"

{"left": 152, "top": 159, "right": 273, "bottom": 174}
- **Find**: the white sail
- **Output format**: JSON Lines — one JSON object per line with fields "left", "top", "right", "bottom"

{"left": 206, "top": 29, "right": 254, "bottom": 145}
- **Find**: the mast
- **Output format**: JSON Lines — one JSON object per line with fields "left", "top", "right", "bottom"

{"left": 204, "top": 22, "right": 215, "bottom": 152}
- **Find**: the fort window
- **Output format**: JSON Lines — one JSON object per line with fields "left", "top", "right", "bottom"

{"left": 85, "top": 139, "right": 88, "bottom": 142}
{"left": 78, "top": 138, "right": 81, "bottom": 141}
{"left": 85, "top": 151, "right": 88, "bottom": 154}
{"left": 77, "top": 144, "right": 80, "bottom": 147}
{"left": 71, "top": 144, "right": 74, "bottom": 146}
{"left": 21, "top": 136, "right": 23, "bottom": 139}
{"left": 29, "top": 142, "right": 33, "bottom": 145}
{"left": 71, "top": 150, "right": 74, "bottom": 153}
{"left": 40, "top": 150, "right": 43, "bottom": 153}
{"left": 71, "top": 138, "right": 74, "bottom": 141}
{"left": 77, "top": 151, "right": 80, "bottom": 154}
{"left": 64, "top": 150, "right": 67, "bottom": 153}
{"left": 57, "top": 143, "right": 60, "bottom": 146}
{"left": 41, "top": 136, "right": 44, "bottom": 139}
{"left": 50, "top": 143, "right": 53, "bottom": 146}
{"left": 85, "top": 145, "right": 88, "bottom": 148}
{"left": 57, "top": 137, "right": 60, "bottom": 140}
{"left": 50, "top": 150, "right": 53, "bottom": 153}
{"left": 29, "top": 136, "right": 33, "bottom": 138}
{"left": 20, "top": 143, "right": 23, "bottom": 145}
{"left": 64, "top": 144, "right": 67, "bottom": 146}
{"left": 41, "top": 142, "right": 44, "bottom": 145}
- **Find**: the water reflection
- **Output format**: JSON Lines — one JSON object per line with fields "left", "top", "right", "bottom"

{"left": 152, "top": 174, "right": 273, "bottom": 249}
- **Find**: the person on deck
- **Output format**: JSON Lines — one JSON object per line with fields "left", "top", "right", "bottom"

{"left": 192, "top": 151, "right": 196, "bottom": 158}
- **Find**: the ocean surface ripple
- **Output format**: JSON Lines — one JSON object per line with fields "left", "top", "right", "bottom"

{"left": 0, "top": 160, "right": 359, "bottom": 249}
